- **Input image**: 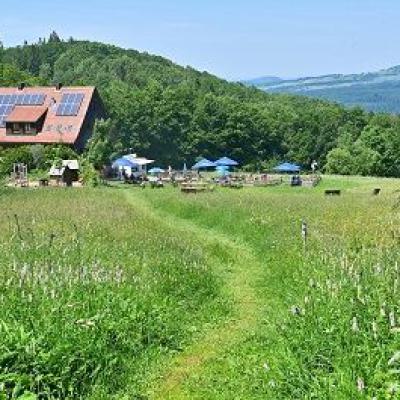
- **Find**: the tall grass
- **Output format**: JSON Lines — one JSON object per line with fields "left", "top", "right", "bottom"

{"left": 136, "top": 180, "right": 400, "bottom": 399}
{"left": 2, "top": 178, "right": 400, "bottom": 399}
{"left": 0, "top": 189, "right": 225, "bottom": 399}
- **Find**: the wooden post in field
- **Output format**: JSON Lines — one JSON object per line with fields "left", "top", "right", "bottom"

{"left": 301, "top": 220, "right": 308, "bottom": 252}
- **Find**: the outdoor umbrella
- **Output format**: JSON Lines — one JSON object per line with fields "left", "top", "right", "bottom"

{"left": 191, "top": 158, "right": 216, "bottom": 170}
{"left": 273, "top": 162, "right": 301, "bottom": 173}
{"left": 148, "top": 167, "right": 165, "bottom": 174}
{"left": 215, "top": 157, "right": 239, "bottom": 167}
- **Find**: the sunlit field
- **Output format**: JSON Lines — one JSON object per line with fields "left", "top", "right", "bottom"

{"left": 1, "top": 176, "right": 400, "bottom": 399}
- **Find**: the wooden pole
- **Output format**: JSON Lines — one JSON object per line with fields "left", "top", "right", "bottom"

{"left": 301, "top": 220, "right": 308, "bottom": 252}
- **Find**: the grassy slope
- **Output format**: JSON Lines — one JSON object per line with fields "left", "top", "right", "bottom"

{"left": 0, "top": 188, "right": 228, "bottom": 399}
{"left": 1, "top": 176, "right": 400, "bottom": 399}
{"left": 132, "top": 176, "right": 400, "bottom": 399}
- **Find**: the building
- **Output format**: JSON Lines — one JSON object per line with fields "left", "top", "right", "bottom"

{"left": 0, "top": 84, "right": 105, "bottom": 152}
{"left": 49, "top": 159, "right": 80, "bottom": 186}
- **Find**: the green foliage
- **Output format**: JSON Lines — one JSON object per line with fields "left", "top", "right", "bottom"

{"left": 2, "top": 36, "right": 400, "bottom": 176}
{"left": 0, "top": 146, "right": 34, "bottom": 176}
{"left": 85, "top": 119, "right": 116, "bottom": 169}
{"left": 0, "top": 63, "right": 41, "bottom": 87}
{"left": 135, "top": 179, "right": 400, "bottom": 399}
{"left": 0, "top": 145, "right": 79, "bottom": 178}
{"left": 43, "top": 144, "right": 79, "bottom": 168}
{"left": 325, "top": 147, "right": 354, "bottom": 175}
{"left": 0, "top": 38, "right": 372, "bottom": 170}
{"left": 0, "top": 189, "right": 225, "bottom": 399}
{"left": 79, "top": 158, "right": 100, "bottom": 187}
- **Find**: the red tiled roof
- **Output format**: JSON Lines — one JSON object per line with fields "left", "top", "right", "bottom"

{"left": 6, "top": 106, "right": 48, "bottom": 123}
{"left": 0, "top": 86, "right": 96, "bottom": 145}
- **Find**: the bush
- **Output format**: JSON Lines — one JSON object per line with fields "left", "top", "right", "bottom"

{"left": 325, "top": 148, "right": 355, "bottom": 175}
{"left": 0, "top": 146, "right": 34, "bottom": 177}
{"left": 79, "top": 159, "right": 101, "bottom": 187}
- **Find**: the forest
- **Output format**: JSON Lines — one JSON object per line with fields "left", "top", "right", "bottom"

{"left": 1, "top": 33, "right": 400, "bottom": 176}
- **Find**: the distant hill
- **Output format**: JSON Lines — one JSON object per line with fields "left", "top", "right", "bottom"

{"left": 244, "top": 66, "right": 400, "bottom": 113}
{"left": 243, "top": 76, "right": 283, "bottom": 86}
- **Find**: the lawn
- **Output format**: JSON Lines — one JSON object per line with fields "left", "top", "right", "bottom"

{"left": 1, "top": 176, "right": 400, "bottom": 399}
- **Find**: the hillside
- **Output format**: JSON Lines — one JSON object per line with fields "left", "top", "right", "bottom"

{"left": 3, "top": 177, "right": 400, "bottom": 398}
{"left": 245, "top": 66, "right": 400, "bottom": 113}
{"left": 2, "top": 36, "right": 400, "bottom": 177}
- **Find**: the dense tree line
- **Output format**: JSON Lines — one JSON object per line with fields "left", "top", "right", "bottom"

{"left": 1, "top": 35, "right": 400, "bottom": 175}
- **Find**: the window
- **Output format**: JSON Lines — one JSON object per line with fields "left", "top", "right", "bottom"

{"left": 24, "top": 123, "right": 34, "bottom": 133}
{"left": 13, "top": 123, "right": 21, "bottom": 134}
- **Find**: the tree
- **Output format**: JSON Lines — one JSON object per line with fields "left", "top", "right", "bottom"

{"left": 4, "top": 37, "right": 400, "bottom": 176}
{"left": 325, "top": 148, "right": 355, "bottom": 175}
{"left": 48, "top": 31, "right": 61, "bottom": 43}
{"left": 86, "top": 119, "right": 117, "bottom": 169}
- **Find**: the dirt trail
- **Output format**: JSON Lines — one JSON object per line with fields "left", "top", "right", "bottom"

{"left": 123, "top": 192, "right": 265, "bottom": 400}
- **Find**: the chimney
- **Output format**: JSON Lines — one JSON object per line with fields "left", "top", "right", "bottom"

{"left": 18, "top": 82, "right": 26, "bottom": 90}
{"left": 56, "top": 83, "right": 63, "bottom": 91}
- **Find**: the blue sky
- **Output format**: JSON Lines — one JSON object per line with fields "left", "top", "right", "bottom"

{"left": 1, "top": 0, "right": 399, "bottom": 80}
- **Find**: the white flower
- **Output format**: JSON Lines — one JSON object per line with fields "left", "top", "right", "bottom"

{"left": 372, "top": 321, "right": 378, "bottom": 339}
{"left": 389, "top": 311, "right": 396, "bottom": 328}
{"left": 357, "top": 377, "right": 365, "bottom": 392}
{"left": 387, "top": 382, "right": 399, "bottom": 395}
{"left": 352, "top": 317, "right": 359, "bottom": 333}
{"left": 388, "top": 351, "right": 400, "bottom": 366}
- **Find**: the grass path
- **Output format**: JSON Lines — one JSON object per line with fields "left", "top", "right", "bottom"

{"left": 123, "top": 190, "right": 267, "bottom": 399}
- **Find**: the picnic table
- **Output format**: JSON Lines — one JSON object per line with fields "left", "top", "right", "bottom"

{"left": 325, "top": 189, "right": 341, "bottom": 196}
{"left": 181, "top": 182, "right": 213, "bottom": 193}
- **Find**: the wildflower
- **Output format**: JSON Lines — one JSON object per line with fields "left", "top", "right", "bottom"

{"left": 389, "top": 311, "right": 396, "bottom": 328}
{"left": 372, "top": 321, "right": 378, "bottom": 339}
{"left": 268, "top": 380, "right": 276, "bottom": 388}
{"left": 387, "top": 382, "right": 399, "bottom": 395}
{"left": 375, "top": 264, "right": 382, "bottom": 274}
{"left": 380, "top": 305, "right": 386, "bottom": 317}
{"left": 357, "top": 377, "right": 365, "bottom": 392}
{"left": 352, "top": 317, "right": 359, "bottom": 333}
{"left": 85, "top": 320, "right": 96, "bottom": 328}
{"left": 75, "top": 319, "right": 96, "bottom": 329}
{"left": 388, "top": 351, "right": 400, "bottom": 366}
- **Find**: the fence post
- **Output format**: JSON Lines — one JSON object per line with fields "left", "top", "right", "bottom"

{"left": 301, "top": 220, "right": 308, "bottom": 252}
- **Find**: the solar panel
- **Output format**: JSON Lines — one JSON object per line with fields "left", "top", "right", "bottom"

{"left": 56, "top": 92, "right": 85, "bottom": 116}
{"left": 0, "top": 92, "right": 46, "bottom": 127}
{"left": 14, "top": 93, "right": 46, "bottom": 106}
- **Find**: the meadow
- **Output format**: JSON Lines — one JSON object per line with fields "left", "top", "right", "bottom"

{"left": 1, "top": 176, "right": 400, "bottom": 399}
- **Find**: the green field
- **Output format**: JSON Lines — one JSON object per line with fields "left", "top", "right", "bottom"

{"left": 1, "top": 176, "right": 400, "bottom": 399}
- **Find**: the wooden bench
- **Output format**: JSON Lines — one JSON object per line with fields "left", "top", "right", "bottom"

{"left": 181, "top": 182, "right": 209, "bottom": 193}
{"left": 325, "top": 189, "right": 341, "bottom": 196}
